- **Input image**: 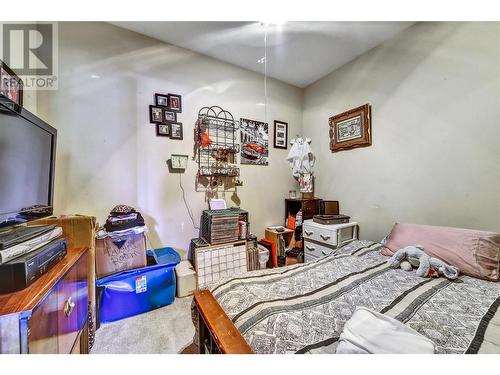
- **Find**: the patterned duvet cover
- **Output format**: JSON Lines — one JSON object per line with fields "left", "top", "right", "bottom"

{"left": 204, "top": 240, "right": 500, "bottom": 354}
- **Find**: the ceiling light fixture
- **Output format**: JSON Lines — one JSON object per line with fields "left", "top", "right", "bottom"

{"left": 259, "top": 21, "right": 286, "bottom": 27}
{"left": 257, "top": 57, "right": 265, "bottom": 64}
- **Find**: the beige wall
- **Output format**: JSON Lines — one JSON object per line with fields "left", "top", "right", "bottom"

{"left": 36, "top": 21, "right": 500, "bottom": 251}
{"left": 303, "top": 22, "right": 500, "bottom": 241}
{"left": 36, "top": 22, "right": 303, "bottom": 257}
{"left": 22, "top": 90, "right": 37, "bottom": 114}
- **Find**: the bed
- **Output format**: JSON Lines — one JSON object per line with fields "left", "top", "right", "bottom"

{"left": 192, "top": 240, "right": 500, "bottom": 354}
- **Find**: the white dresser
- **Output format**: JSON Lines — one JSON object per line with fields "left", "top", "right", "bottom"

{"left": 302, "top": 219, "right": 358, "bottom": 262}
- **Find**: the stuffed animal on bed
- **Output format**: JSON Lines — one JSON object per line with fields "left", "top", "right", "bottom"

{"left": 388, "top": 245, "right": 460, "bottom": 280}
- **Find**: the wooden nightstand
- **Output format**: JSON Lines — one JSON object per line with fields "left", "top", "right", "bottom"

{"left": 302, "top": 220, "right": 358, "bottom": 263}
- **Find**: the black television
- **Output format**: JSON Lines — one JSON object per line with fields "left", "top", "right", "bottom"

{"left": 0, "top": 96, "right": 57, "bottom": 227}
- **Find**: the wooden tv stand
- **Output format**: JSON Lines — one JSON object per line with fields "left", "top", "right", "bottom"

{"left": 0, "top": 246, "right": 89, "bottom": 354}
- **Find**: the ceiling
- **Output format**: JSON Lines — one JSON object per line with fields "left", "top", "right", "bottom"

{"left": 113, "top": 22, "right": 413, "bottom": 88}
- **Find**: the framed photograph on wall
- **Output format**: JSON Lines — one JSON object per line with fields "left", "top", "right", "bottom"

{"left": 240, "top": 118, "right": 269, "bottom": 165}
{"left": 170, "top": 122, "right": 183, "bottom": 140}
{"left": 154, "top": 93, "right": 169, "bottom": 107}
{"left": 168, "top": 94, "right": 182, "bottom": 112}
{"left": 156, "top": 123, "right": 170, "bottom": 137}
{"left": 273, "top": 120, "right": 288, "bottom": 149}
{"left": 163, "top": 109, "right": 177, "bottom": 123}
{"left": 0, "top": 61, "right": 23, "bottom": 107}
{"left": 149, "top": 105, "right": 163, "bottom": 124}
{"left": 329, "top": 104, "right": 371, "bottom": 153}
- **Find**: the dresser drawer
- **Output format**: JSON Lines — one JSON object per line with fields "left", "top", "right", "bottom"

{"left": 304, "top": 240, "right": 336, "bottom": 259}
{"left": 28, "top": 288, "right": 59, "bottom": 353}
{"left": 303, "top": 223, "right": 338, "bottom": 247}
{"left": 56, "top": 252, "right": 88, "bottom": 354}
{"left": 303, "top": 220, "right": 358, "bottom": 248}
{"left": 26, "top": 251, "right": 88, "bottom": 354}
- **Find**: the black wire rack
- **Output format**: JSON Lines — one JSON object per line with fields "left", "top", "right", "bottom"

{"left": 196, "top": 106, "right": 240, "bottom": 178}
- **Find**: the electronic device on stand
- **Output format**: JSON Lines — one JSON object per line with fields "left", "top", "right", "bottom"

{"left": 0, "top": 239, "right": 67, "bottom": 294}
{"left": 0, "top": 94, "right": 63, "bottom": 292}
{"left": 0, "top": 224, "right": 56, "bottom": 249}
{"left": 0, "top": 74, "right": 89, "bottom": 355}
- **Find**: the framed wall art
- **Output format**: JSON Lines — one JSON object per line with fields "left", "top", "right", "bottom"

{"left": 168, "top": 94, "right": 182, "bottom": 112}
{"left": 329, "top": 104, "right": 371, "bottom": 153}
{"left": 170, "top": 122, "right": 183, "bottom": 140}
{"left": 163, "top": 109, "right": 177, "bottom": 123}
{"left": 148, "top": 91, "right": 183, "bottom": 138}
{"left": 149, "top": 105, "right": 163, "bottom": 124}
{"left": 0, "top": 61, "right": 23, "bottom": 107}
{"left": 273, "top": 120, "right": 288, "bottom": 149}
{"left": 154, "top": 93, "right": 169, "bottom": 107}
{"left": 156, "top": 123, "right": 170, "bottom": 137}
{"left": 240, "top": 118, "right": 269, "bottom": 165}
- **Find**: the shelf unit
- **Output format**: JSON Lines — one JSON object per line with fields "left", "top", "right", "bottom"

{"left": 264, "top": 228, "right": 295, "bottom": 268}
{"left": 196, "top": 106, "right": 240, "bottom": 178}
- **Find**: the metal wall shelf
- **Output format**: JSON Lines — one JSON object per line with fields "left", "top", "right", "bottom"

{"left": 196, "top": 106, "right": 240, "bottom": 180}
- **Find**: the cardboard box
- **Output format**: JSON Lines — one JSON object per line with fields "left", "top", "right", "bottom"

{"left": 96, "top": 233, "right": 147, "bottom": 279}
{"left": 29, "top": 215, "right": 98, "bottom": 343}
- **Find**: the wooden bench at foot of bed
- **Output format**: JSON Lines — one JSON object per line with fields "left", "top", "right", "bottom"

{"left": 194, "top": 290, "right": 254, "bottom": 354}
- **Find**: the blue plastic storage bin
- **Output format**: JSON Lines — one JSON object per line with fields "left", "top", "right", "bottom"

{"left": 147, "top": 246, "right": 181, "bottom": 265}
{"left": 96, "top": 247, "right": 180, "bottom": 324}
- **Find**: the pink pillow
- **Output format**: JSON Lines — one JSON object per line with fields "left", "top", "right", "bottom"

{"left": 381, "top": 223, "right": 500, "bottom": 281}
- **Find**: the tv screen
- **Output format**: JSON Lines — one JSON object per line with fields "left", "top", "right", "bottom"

{"left": 0, "top": 98, "right": 56, "bottom": 226}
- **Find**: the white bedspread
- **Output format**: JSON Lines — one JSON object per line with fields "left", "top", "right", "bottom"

{"left": 336, "top": 307, "right": 436, "bottom": 354}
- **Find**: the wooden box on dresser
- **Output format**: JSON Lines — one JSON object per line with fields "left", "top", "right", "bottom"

{"left": 285, "top": 198, "right": 322, "bottom": 221}
{"left": 0, "top": 246, "right": 89, "bottom": 354}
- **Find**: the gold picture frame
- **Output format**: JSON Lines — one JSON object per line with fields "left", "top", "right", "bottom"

{"left": 329, "top": 104, "right": 371, "bottom": 153}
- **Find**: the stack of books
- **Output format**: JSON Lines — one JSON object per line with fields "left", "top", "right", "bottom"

{"left": 246, "top": 242, "right": 260, "bottom": 271}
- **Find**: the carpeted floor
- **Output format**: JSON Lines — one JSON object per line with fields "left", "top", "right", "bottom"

{"left": 91, "top": 296, "right": 195, "bottom": 354}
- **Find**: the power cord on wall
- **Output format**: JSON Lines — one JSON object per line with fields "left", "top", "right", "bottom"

{"left": 179, "top": 173, "right": 199, "bottom": 230}
{"left": 264, "top": 24, "right": 268, "bottom": 124}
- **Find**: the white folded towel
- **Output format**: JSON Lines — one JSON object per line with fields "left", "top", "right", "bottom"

{"left": 336, "top": 307, "right": 435, "bottom": 354}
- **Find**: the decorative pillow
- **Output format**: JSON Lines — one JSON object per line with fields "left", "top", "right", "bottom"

{"left": 381, "top": 223, "right": 500, "bottom": 281}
